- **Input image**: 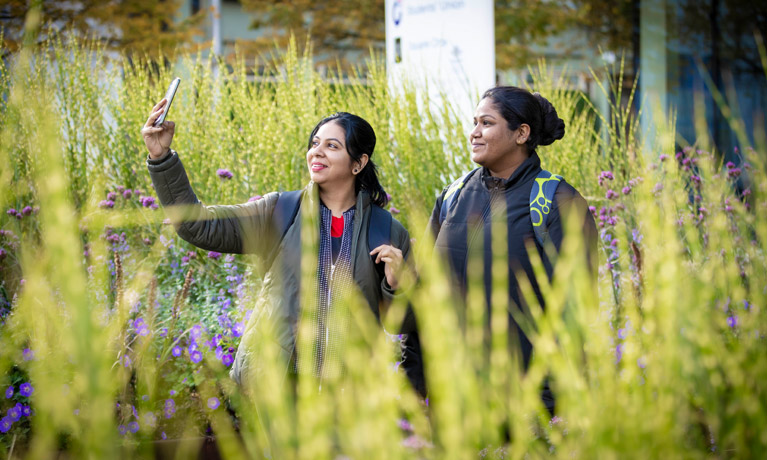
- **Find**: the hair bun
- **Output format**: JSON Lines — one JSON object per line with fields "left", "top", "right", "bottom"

{"left": 533, "top": 92, "right": 565, "bottom": 146}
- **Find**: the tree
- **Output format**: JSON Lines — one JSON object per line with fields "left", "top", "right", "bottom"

{"left": 0, "top": 0, "right": 205, "bottom": 59}
{"left": 237, "top": 0, "right": 385, "bottom": 70}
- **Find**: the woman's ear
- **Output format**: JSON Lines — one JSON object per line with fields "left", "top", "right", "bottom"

{"left": 353, "top": 154, "right": 369, "bottom": 175}
{"left": 516, "top": 123, "right": 531, "bottom": 145}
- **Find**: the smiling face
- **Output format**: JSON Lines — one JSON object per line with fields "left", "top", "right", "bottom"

{"left": 470, "top": 97, "right": 529, "bottom": 174}
{"left": 306, "top": 121, "right": 357, "bottom": 187}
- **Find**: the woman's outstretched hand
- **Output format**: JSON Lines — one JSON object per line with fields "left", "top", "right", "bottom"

{"left": 370, "top": 244, "right": 404, "bottom": 290}
{"left": 141, "top": 99, "right": 176, "bottom": 159}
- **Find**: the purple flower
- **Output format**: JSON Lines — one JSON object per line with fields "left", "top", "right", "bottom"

{"left": 99, "top": 200, "right": 115, "bottom": 209}
{"left": 21, "top": 405, "right": 31, "bottom": 417}
{"left": 588, "top": 205, "right": 596, "bottom": 215}
{"left": 123, "top": 189, "right": 133, "bottom": 199}
{"left": 248, "top": 195, "right": 262, "bottom": 202}
{"left": 637, "top": 357, "right": 647, "bottom": 369}
{"left": 165, "top": 398, "right": 175, "bottom": 408}
{"left": 397, "top": 418, "right": 414, "bottom": 431}
{"left": 727, "top": 316, "right": 738, "bottom": 328}
{"left": 207, "top": 397, "right": 220, "bottom": 410}
{"left": 118, "top": 424, "right": 127, "bottom": 435}
{"left": 728, "top": 168, "right": 741, "bottom": 178}
{"left": 222, "top": 353, "right": 234, "bottom": 367}
{"left": 128, "top": 421, "right": 140, "bottom": 433}
{"left": 389, "top": 206, "right": 400, "bottom": 214}
{"left": 614, "top": 343, "right": 624, "bottom": 363}
{"left": 190, "top": 350, "right": 203, "bottom": 363}
{"left": 190, "top": 325, "right": 203, "bottom": 340}
{"left": 208, "top": 251, "right": 222, "bottom": 260}
{"left": 4, "top": 386, "right": 13, "bottom": 399}
{"left": 726, "top": 161, "right": 735, "bottom": 169}
{"left": 6, "top": 208, "right": 18, "bottom": 217}
{"left": 1, "top": 417, "right": 13, "bottom": 433}
{"left": 23, "top": 348, "right": 34, "bottom": 361}
{"left": 659, "top": 154, "right": 668, "bottom": 162}
{"left": 233, "top": 321, "right": 244, "bottom": 337}
{"left": 140, "top": 196, "right": 156, "bottom": 208}
{"left": 172, "top": 346, "right": 182, "bottom": 357}
{"left": 107, "top": 191, "right": 118, "bottom": 201}
{"left": 161, "top": 431, "right": 167, "bottom": 440}
{"left": 7, "top": 406, "right": 21, "bottom": 422}
{"left": 217, "top": 169, "right": 233, "bottom": 180}
{"left": 621, "top": 186, "right": 631, "bottom": 195}
{"left": 21, "top": 206, "right": 33, "bottom": 216}
{"left": 605, "top": 189, "right": 619, "bottom": 200}
{"left": 0, "top": 248, "right": 6, "bottom": 260}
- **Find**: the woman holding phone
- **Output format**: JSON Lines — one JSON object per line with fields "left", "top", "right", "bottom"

{"left": 141, "top": 98, "right": 424, "bottom": 394}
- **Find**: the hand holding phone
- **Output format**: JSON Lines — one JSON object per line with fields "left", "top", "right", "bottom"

{"left": 153, "top": 77, "right": 181, "bottom": 127}
{"left": 142, "top": 78, "right": 181, "bottom": 159}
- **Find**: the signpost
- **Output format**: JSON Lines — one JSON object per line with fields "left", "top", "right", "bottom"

{"left": 385, "top": 0, "right": 495, "bottom": 122}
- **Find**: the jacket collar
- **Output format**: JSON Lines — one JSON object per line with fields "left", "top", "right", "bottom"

{"left": 481, "top": 152, "right": 542, "bottom": 190}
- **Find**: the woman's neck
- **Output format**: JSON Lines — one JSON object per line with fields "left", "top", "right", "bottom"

{"left": 318, "top": 183, "right": 357, "bottom": 217}
{"left": 487, "top": 150, "right": 530, "bottom": 179}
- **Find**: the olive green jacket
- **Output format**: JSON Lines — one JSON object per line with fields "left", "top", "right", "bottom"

{"left": 147, "top": 151, "right": 421, "bottom": 389}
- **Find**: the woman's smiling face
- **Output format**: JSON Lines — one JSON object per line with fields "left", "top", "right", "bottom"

{"left": 469, "top": 97, "right": 520, "bottom": 170}
{"left": 306, "top": 121, "right": 355, "bottom": 186}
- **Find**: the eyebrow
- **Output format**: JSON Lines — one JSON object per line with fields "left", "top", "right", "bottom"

{"left": 475, "top": 114, "right": 497, "bottom": 120}
{"left": 314, "top": 135, "right": 345, "bottom": 147}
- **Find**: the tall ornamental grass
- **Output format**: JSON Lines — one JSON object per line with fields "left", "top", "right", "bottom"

{"left": 1, "top": 24, "right": 766, "bottom": 458}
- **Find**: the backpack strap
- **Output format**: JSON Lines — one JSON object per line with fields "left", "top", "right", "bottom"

{"left": 368, "top": 204, "right": 392, "bottom": 251}
{"left": 268, "top": 190, "right": 303, "bottom": 268}
{"left": 439, "top": 167, "right": 480, "bottom": 226}
{"left": 529, "top": 170, "right": 562, "bottom": 247}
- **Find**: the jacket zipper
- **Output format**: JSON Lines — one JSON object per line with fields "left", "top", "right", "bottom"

{"left": 466, "top": 180, "right": 503, "bottom": 251}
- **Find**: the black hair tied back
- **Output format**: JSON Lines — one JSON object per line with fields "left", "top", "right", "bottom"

{"left": 532, "top": 92, "right": 566, "bottom": 146}
{"left": 308, "top": 112, "right": 389, "bottom": 208}
{"left": 482, "top": 86, "right": 566, "bottom": 151}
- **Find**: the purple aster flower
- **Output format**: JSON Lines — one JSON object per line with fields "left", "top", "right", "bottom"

{"left": 172, "top": 346, "right": 182, "bottom": 357}
{"left": 21, "top": 206, "right": 33, "bottom": 216}
{"left": 207, "top": 397, "right": 220, "bottom": 410}
{"left": 233, "top": 321, "right": 244, "bottom": 337}
{"left": 248, "top": 195, "right": 262, "bottom": 202}
{"left": 128, "top": 421, "right": 140, "bottom": 433}
{"left": 222, "top": 353, "right": 234, "bottom": 367}
{"left": 7, "top": 406, "right": 21, "bottom": 422}
{"left": 118, "top": 424, "right": 127, "bottom": 435}
{"left": 208, "top": 251, "right": 222, "bottom": 260}
{"left": 1, "top": 417, "right": 13, "bottom": 433}
{"left": 397, "top": 418, "right": 414, "bottom": 431}
{"left": 122, "top": 189, "right": 132, "bottom": 199}
{"left": 190, "top": 325, "right": 202, "bottom": 340}
{"left": 99, "top": 200, "right": 115, "bottom": 209}
{"left": 190, "top": 350, "right": 203, "bottom": 363}
{"left": 217, "top": 169, "right": 233, "bottom": 180}
{"left": 4, "top": 386, "right": 13, "bottom": 399}
{"left": 140, "top": 196, "right": 156, "bottom": 208}
{"left": 107, "top": 191, "right": 118, "bottom": 201}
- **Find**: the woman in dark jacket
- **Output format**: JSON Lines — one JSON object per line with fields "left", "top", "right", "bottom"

{"left": 141, "top": 102, "right": 423, "bottom": 392}
{"left": 428, "top": 86, "right": 597, "bottom": 413}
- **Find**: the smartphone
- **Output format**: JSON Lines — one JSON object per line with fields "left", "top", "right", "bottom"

{"left": 153, "top": 77, "right": 181, "bottom": 127}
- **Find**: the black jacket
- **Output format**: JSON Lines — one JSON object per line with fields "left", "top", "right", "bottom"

{"left": 428, "top": 152, "right": 597, "bottom": 409}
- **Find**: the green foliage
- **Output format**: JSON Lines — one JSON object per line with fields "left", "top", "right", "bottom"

{"left": 1, "top": 29, "right": 766, "bottom": 460}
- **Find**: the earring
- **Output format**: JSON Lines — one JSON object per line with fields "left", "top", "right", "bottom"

{"left": 353, "top": 169, "right": 359, "bottom": 174}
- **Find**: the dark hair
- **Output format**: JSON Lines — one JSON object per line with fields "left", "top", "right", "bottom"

{"left": 481, "top": 86, "right": 565, "bottom": 152}
{"left": 307, "top": 112, "right": 389, "bottom": 207}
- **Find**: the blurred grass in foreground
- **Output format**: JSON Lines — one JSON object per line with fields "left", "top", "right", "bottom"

{"left": 1, "top": 20, "right": 767, "bottom": 459}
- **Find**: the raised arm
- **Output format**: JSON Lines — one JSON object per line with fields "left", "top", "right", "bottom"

{"left": 141, "top": 100, "right": 279, "bottom": 255}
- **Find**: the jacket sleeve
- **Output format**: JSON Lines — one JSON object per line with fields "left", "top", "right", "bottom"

{"left": 146, "top": 151, "right": 279, "bottom": 255}
{"left": 426, "top": 190, "right": 447, "bottom": 242}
